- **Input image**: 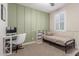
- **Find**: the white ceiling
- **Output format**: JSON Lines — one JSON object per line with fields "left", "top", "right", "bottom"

{"left": 19, "top": 3, "right": 66, "bottom": 13}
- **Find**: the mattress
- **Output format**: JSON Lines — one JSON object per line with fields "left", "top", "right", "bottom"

{"left": 43, "top": 35, "right": 74, "bottom": 46}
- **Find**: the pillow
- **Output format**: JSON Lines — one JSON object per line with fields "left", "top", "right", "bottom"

{"left": 46, "top": 32, "right": 53, "bottom": 36}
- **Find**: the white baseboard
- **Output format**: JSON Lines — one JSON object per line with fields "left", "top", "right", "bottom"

{"left": 22, "top": 41, "right": 36, "bottom": 46}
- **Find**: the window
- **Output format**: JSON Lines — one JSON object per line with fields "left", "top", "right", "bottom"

{"left": 54, "top": 11, "right": 66, "bottom": 32}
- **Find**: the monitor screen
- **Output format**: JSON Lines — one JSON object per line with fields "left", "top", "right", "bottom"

{"left": 6, "top": 27, "right": 17, "bottom": 33}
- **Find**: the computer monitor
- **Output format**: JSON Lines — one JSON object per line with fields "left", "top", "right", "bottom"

{"left": 6, "top": 27, "right": 17, "bottom": 33}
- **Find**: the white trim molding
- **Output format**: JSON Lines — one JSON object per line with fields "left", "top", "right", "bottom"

{"left": 22, "top": 41, "right": 36, "bottom": 46}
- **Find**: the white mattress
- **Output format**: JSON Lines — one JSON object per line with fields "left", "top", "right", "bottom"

{"left": 43, "top": 35, "right": 74, "bottom": 46}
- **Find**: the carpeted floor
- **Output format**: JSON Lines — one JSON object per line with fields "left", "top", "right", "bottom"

{"left": 12, "top": 42, "right": 78, "bottom": 56}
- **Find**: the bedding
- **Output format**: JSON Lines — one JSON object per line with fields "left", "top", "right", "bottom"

{"left": 43, "top": 35, "right": 74, "bottom": 46}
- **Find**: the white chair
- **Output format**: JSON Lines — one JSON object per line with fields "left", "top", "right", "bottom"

{"left": 13, "top": 33, "right": 26, "bottom": 52}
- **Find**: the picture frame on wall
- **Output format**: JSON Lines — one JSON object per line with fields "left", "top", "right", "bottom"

{"left": 1, "top": 4, "right": 6, "bottom": 21}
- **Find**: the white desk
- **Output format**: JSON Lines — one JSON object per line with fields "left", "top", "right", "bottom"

{"left": 3, "top": 34, "right": 17, "bottom": 55}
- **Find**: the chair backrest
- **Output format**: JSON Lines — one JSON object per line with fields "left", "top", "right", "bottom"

{"left": 16, "top": 33, "right": 26, "bottom": 45}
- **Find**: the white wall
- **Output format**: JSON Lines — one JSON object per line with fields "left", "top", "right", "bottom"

{"left": 0, "top": 3, "right": 8, "bottom": 56}
{"left": 50, "top": 4, "right": 79, "bottom": 48}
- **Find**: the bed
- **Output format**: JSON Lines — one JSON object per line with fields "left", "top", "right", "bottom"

{"left": 43, "top": 35, "right": 75, "bottom": 53}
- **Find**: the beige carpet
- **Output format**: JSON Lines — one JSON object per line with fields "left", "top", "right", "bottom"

{"left": 12, "top": 42, "right": 77, "bottom": 56}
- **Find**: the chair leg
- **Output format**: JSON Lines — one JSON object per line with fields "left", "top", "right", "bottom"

{"left": 18, "top": 44, "right": 24, "bottom": 49}
{"left": 15, "top": 45, "right": 24, "bottom": 53}
{"left": 65, "top": 46, "right": 67, "bottom": 53}
{"left": 16, "top": 45, "right": 18, "bottom": 53}
{"left": 73, "top": 40, "right": 75, "bottom": 49}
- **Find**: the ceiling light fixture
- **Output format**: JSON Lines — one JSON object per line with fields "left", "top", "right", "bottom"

{"left": 50, "top": 3, "right": 55, "bottom": 6}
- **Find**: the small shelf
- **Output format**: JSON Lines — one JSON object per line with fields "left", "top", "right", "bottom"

{"left": 36, "top": 31, "right": 43, "bottom": 44}
{"left": 3, "top": 35, "right": 17, "bottom": 55}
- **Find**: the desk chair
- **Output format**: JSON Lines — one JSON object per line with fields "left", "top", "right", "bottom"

{"left": 13, "top": 33, "right": 26, "bottom": 53}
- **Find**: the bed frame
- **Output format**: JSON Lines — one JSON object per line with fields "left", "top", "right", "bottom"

{"left": 43, "top": 39, "right": 75, "bottom": 53}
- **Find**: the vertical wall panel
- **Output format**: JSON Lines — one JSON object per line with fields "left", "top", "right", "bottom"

{"left": 8, "top": 4, "right": 17, "bottom": 27}
{"left": 31, "top": 9, "right": 37, "bottom": 41}
{"left": 17, "top": 5, "right": 25, "bottom": 34}
{"left": 25, "top": 7, "right": 32, "bottom": 42}
{"left": 8, "top": 4, "right": 49, "bottom": 43}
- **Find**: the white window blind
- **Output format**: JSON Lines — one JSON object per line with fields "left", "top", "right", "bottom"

{"left": 54, "top": 11, "right": 66, "bottom": 32}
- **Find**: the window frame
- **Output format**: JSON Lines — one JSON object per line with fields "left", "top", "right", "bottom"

{"left": 54, "top": 11, "right": 66, "bottom": 32}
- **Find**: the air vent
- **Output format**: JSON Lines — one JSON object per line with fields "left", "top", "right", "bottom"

{"left": 50, "top": 3, "right": 55, "bottom": 6}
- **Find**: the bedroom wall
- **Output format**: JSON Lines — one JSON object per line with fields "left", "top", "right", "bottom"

{"left": 0, "top": 3, "right": 8, "bottom": 55}
{"left": 50, "top": 3, "right": 79, "bottom": 48}
{"left": 8, "top": 3, "right": 49, "bottom": 43}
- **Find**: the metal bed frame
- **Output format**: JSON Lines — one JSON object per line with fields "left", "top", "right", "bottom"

{"left": 43, "top": 39, "right": 75, "bottom": 53}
